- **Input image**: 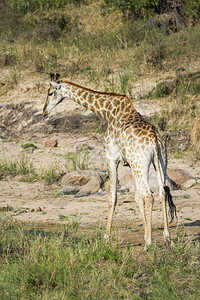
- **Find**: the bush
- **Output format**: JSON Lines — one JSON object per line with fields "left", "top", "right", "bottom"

{"left": 102, "top": 0, "right": 200, "bottom": 24}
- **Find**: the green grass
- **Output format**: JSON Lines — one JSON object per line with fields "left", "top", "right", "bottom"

{"left": 0, "top": 218, "right": 199, "bottom": 299}
{"left": 0, "top": 152, "right": 37, "bottom": 180}
{"left": 21, "top": 143, "right": 38, "bottom": 150}
{"left": 40, "top": 165, "right": 64, "bottom": 185}
{"left": 0, "top": 152, "right": 65, "bottom": 184}
{"left": 0, "top": 148, "right": 93, "bottom": 185}
{"left": 0, "top": 146, "right": 95, "bottom": 185}
{"left": 65, "top": 146, "right": 91, "bottom": 171}
{"left": 59, "top": 214, "right": 69, "bottom": 221}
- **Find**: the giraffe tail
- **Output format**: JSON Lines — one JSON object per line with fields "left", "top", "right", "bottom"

{"left": 164, "top": 185, "right": 177, "bottom": 223}
{"left": 155, "top": 139, "right": 177, "bottom": 223}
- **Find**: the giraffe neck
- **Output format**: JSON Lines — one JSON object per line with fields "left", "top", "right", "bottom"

{"left": 61, "top": 81, "right": 135, "bottom": 121}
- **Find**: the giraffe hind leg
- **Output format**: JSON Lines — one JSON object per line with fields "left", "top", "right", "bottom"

{"left": 135, "top": 186, "right": 154, "bottom": 248}
{"left": 153, "top": 159, "right": 171, "bottom": 242}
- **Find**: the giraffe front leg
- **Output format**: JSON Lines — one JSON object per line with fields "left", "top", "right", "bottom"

{"left": 135, "top": 191, "right": 148, "bottom": 248}
{"left": 105, "top": 159, "right": 119, "bottom": 239}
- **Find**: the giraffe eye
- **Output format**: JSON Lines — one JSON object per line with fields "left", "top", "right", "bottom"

{"left": 49, "top": 92, "right": 53, "bottom": 96}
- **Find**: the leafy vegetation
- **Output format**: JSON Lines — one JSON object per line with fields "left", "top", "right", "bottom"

{"left": 0, "top": 218, "right": 199, "bottom": 299}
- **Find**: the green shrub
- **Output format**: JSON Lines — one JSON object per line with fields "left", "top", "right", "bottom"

{"left": 102, "top": 0, "right": 200, "bottom": 24}
{"left": 102, "top": 0, "right": 163, "bottom": 19}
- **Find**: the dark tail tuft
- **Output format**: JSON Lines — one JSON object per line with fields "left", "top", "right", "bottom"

{"left": 164, "top": 185, "right": 177, "bottom": 223}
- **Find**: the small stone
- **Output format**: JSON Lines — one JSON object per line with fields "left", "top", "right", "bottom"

{"left": 118, "top": 186, "right": 129, "bottom": 193}
{"left": 97, "top": 189, "right": 108, "bottom": 197}
{"left": 182, "top": 179, "right": 197, "bottom": 189}
{"left": 80, "top": 222, "right": 90, "bottom": 227}
{"left": 44, "top": 139, "right": 57, "bottom": 148}
{"left": 27, "top": 147, "right": 34, "bottom": 154}
{"left": 74, "top": 191, "right": 90, "bottom": 198}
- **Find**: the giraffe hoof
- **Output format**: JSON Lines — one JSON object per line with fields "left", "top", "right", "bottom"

{"left": 144, "top": 242, "right": 152, "bottom": 251}
{"left": 163, "top": 232, "right": 171, "bottom": 243}
{"left": 144, "top": 244, "right": 151, "bottom": 251}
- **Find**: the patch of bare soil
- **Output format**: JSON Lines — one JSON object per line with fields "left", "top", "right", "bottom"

{"left": 0, "top": 73, "right": 199, "bottom": 249}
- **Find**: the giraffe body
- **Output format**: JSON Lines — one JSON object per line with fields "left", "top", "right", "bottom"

{"left": 43, "top": 74, "right": 176, "bottom": 248}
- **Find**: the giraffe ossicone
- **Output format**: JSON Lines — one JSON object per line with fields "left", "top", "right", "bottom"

{"left": 43, "top": 74, "right": 177, "bottom": 248}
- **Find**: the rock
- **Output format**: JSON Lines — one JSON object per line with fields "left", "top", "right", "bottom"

{"left": 58, "top": 186, "right": 80, "bottom": 195}
{"left": 61, "top": 170, "right": 90, "bottom": 187}
{"left": 182, "top": 179, "right": 197, "bottom": 189}
{"left": 60, "top": 170, "right": 107, "bottom": 197}
{"left": 44, "top": 139, "right": 57, "bottom": 148}
{"left": 118, "top": 164, "right": 178, "bottom": 193}
{"left": 118, "top": 168, "right": 135, "bottom": 192}
{"left": 60, "top": 167, "right": 191, "bottom": 197}
{"left": 167, "top": 169, "right": 193, "bottom": 187}
{"left": 75, "top": 173, "right": 103, "bottom": 197}
{"left": 97, "top": 189, "right": 109, "bottom": 197}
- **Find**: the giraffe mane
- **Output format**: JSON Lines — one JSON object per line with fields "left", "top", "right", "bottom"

{"left": 62, "top": 80, "right": 129, "bottom": 99}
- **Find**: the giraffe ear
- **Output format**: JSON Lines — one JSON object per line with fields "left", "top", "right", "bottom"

{"left": 56, "top": 73, "right": 60, "bottom": 80}
{"left": 50, "top": 73, "right": 55, "bottom": 81}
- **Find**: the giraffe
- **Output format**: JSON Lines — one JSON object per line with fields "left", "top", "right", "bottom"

{"left": 43, "top": 73, "right": 177, "bottom": 248}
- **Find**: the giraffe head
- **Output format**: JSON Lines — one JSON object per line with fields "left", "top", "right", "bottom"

{"left": 43, "top": 73, "right": 65, "bottom": 117}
